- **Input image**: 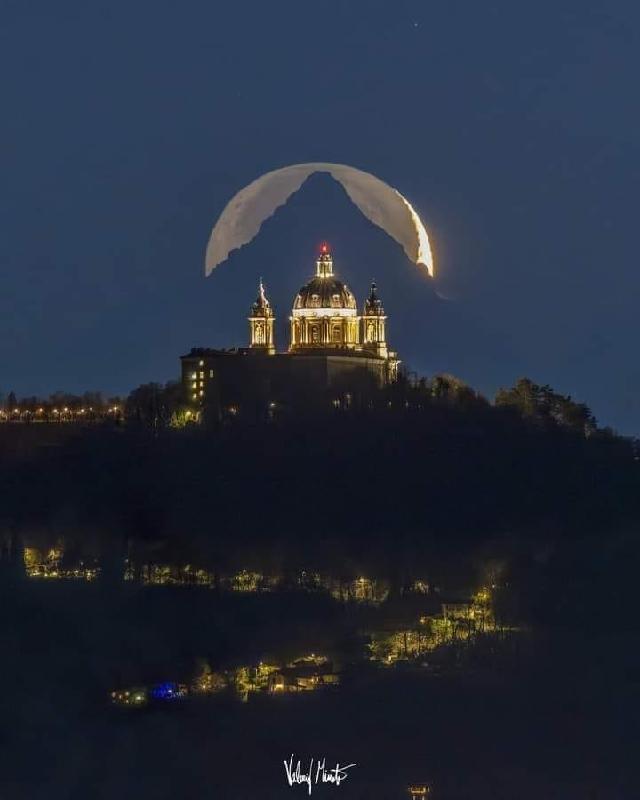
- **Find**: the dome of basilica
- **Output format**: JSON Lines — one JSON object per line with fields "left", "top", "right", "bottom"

{"left": 292, "top": 246, "right": 357, "bottom": 314}
{"left": 293, "top": 275, "right": 357, "bottom": 312}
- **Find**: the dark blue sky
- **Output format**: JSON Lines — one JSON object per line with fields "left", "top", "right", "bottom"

{"left": 2, "top": 1, "right": 639, "bottom": 433}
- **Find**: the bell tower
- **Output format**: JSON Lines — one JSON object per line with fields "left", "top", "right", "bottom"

{"left": 248, "top": 279, "right": 275, "bottom": 354}
{"left": 361, "top": 281, "right": 388, "bottom": 358}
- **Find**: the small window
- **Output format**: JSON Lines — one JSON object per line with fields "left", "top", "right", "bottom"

{"left": 209, "top": 370, "right": 214, "bottom": 378}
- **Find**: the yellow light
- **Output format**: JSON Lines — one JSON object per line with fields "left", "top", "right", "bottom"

{"left": 396, "top": 192, "right": 434, "bottom": 278}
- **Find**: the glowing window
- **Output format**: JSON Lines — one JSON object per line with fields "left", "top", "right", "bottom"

{"left": 209, "top": 370, "right": 214, "bottom": 378}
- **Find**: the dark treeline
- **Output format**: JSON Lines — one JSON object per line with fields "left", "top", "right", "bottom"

{"left": 1, "top": 373, "right": 618, "bottom": 437}
{"left": 1, "top": 374, "right": 638, "bottom": 630}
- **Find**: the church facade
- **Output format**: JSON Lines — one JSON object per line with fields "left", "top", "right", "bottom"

{"left": 181, "top": 245, "right": 400, "bottom": 420}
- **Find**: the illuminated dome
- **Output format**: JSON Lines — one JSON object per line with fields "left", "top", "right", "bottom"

{"left": 294, "top": 276, "right": 357, "bottom": 312}
{"left": 292, "top": 246, "right": 357, "bottom": 315}
{"left": 290, "top": 245, "right": 360, "bottom": 350}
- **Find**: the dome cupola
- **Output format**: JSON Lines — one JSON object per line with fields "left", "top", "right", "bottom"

{"left": 364, "top": 280, "right": 385, "bottom": 316}
{"left": 292, "top": 244, "right": 357, "bottom": 313}
{"left": 251, "top": 279, "right": 274, "bottom": 318}
{"left": 289, "top": 244, "right": 360, "bottom": 350}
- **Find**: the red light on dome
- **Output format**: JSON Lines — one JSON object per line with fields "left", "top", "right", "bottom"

{"left": 319, "top": 242, "right": 330, "bottom": 254}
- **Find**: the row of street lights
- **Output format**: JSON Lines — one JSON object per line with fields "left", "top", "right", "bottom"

{"left": 0, "top": 406, "right": 121, "bottom": 421}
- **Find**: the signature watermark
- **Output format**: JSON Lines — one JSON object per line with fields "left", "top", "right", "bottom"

{"left": 284, "top": 755, "right": 356, "bottom": 795}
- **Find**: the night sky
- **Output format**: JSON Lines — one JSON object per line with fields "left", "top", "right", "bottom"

{"left": 2, "top": 1, "right": 639, "bottom": 433}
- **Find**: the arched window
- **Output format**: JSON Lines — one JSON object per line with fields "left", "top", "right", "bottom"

{"left": 332, "top": 325, "right": 342, "bottom": 343}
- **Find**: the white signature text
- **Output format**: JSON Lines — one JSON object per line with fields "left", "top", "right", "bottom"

{"left": 284, "top": 755, "right": 356, "bottom": 795}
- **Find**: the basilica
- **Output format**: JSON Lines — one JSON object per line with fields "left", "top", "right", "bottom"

{"left": 181, "top": 245, "right": 400, "bottom": 419}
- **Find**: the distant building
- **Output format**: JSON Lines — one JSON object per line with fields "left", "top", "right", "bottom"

{"left": 180, "top": 244, "right": 400, "bottom": 420}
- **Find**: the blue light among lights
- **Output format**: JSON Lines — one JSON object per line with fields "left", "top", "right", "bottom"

{"left": 150, "top": 682, "right": 177, "bottom": 700}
